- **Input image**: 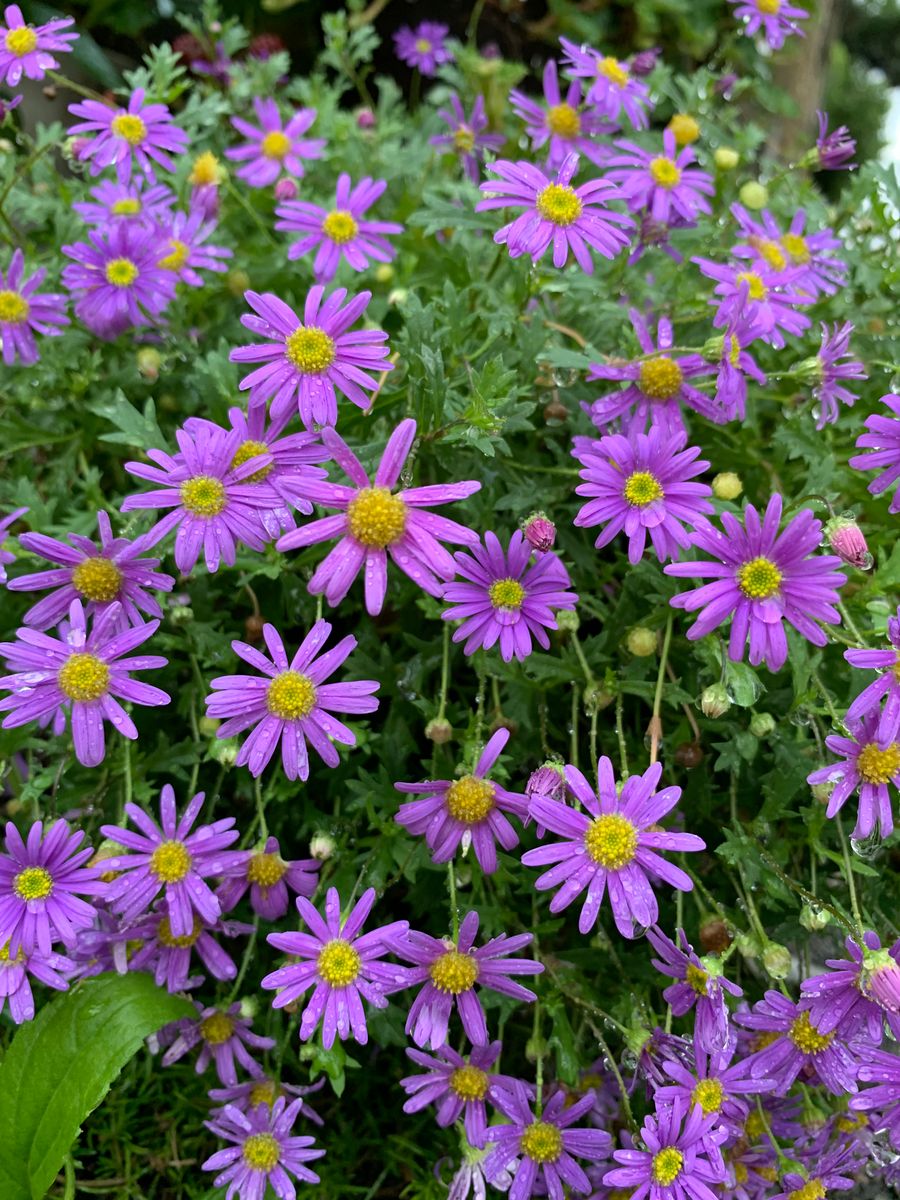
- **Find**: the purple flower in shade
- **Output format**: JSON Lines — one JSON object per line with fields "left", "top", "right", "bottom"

{"left": 451, "top": 1152, "right": 512, "bottom": 1200}
{"left": 806, "top": 711, "right": 900, "bottom": 840}
{"left": 99, "top": 785, "right": 243, "bottom": 937}
{"left": 205, "top": 619, "right": 379, "bottom": 781}
{"left": 0, "top": 599, "right": 169, "bottom": 768}
{"left": 484, "top": 1081, "right": 612, "bottom": 1199}
{"left": 67, "top": 88, "right": 188, "bottom": 183}
{"left": 393, "top": 22, "right": 453, "bottom": 75}
{"left": 510, "top": 59, "right": 612, "bottom": 170}
{"left": 737, "top": 992, "right": 859, "bottom": 1096}
{"left": 71, "top": 179, "right": 176, "bottom": 228}
{"left": 559, "top": 38, "right": 652, "bottom": 130}
{"left": 849, "top": 394, "right": 900, "bottom": 515}
{"left": 225, "top": 97, "right": 324, "bottom": 188}
{"left": 627, "top": 212, "right": 688, "bottom": 266}
{"left": 708, "top": 303, "right": 768, "bottom": 424}
{"left": 603, "top": 1099, "right": 727, "bottom": 1198}
{"left": 163, "top": 1001, "right": 275, "bottom": 1085}
{"left": 844, "top": 605, "right": 900, "bottom": 740}
{"left": 851, "top": 1050, "right": 900, "bottom": 1149}
{"left": 395, "top": 728, "right": 529, "bottom": 873}
{"left": 155, "top": 207, "right": 232, "bottom": 287}
{"left": 188, "top": 151, "right": 226, "bottom": 219}
{"left": 477, "top": 153, "right": 632, "bottom": 273}
{"left": 522, "top": 757, "right": 703, "bottom": 939}
{"left": 572, "top": 429, "right": 713, "bottom": 565}
{"left": 203, "top": 1097, "right": 324, "bottom": 1196}
{"left": 770, "top": 1144, "right": 861, "bottom": 1200}
{"left": 440, "top": 532, "right": 578, "bottom": 662}
{"left": 800, "top": 932, "right": 900, "bottom": 1044}
{"left": 262, "top": 887, "right": 409, "bottom": 1049}
{"left": 396, "top": 910, "right": 543, "bottom": 1050}
{"left": 606, "top": 130, "right": 714, "bottom": 225}
{"left": 656, "top": 1045, "right": 772, "bottom": 1141}
{"left": 693, "top": 257, "right": 812, "bottom": 350}
{"left": 121, "top": 423, "right": 279, "bottom": 574}
{"left": 275, "top": 173, "right": 404, "bottom": 283}
{"left": 401, "top": 1040, "right": 521, "bottom": 1149}
{"left": 217, "top": 836, "right": 319, "bottom": 921}
{"left": 646, "top": 927, "right": 742, "bottom": 1054}
{"left": 664, "top": 495, "right": 846, "bottom": 673}
{"left": 431, "top": 94, "right": 504, "bottom": 184}
{"left": 814, "top": 110, "right": 856, "bottom": 171}
{"left": 0, "top": 505, "right": 27, "bottom": 584}
{"left": 0, "top": 249, "right": 68, "bottom": 365}
{"left": 731, "top": 204, "right": 848, "bottom": 299}
{"left": 275, "top": 418, "right": 481, "bottom": 616}
{"left": 585, "top": 310, "right": 717, "bottom": 437}
{"left": 208, "top": 1076, "right": 324, "bottom": 1126}
{"left": 0, "top": 941, "right": 74, "bottom": 1023}
{"left": 0, "top": 4, "right": 75, "bottom": 86}
{"left": 124, "top": 906, "right": 254, "bottom": 993}
{"left": 728, "top": 0, "right": 808, "bottom": 49}
{"left": 7, "top": 510, "right": 174, "bottom": 631}
{"left": 61, "top": 223, "right": 175, "bottom": 339}
{"left": 229, "top": 286, "right": 392, "bottom": 429}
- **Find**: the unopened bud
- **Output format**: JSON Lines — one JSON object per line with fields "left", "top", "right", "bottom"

{"left": 750, "top": 711, "right": 775, "bottom": 738}
{"left": 525, "top": 1034, "right": 549, "bottom": 1062}
{"left": 244, "top": 614, "right": 265, "bottom": 643}
{"left": 199, "top": 716, "right": 219, "bottom": 737}
{"left": 169, "top": 604, "right": 194, "bottom": 625}
{"left": 700, "top": 683, "right": 731, "bottom": 719}
{"left": 584, "top": 683, "right": 614, "bottom": 711}
{"left": 668, "top": 113, "right": 700, "bottom": 146}
{"left": 762, "top": 942, "right": 792, "bottom": 979}
{"left": 274, "top": 177, "right": 298, "bottom": 202}
{"left": 239, "top": 994, "right": 258, "bottom": 1020}
{"left": 526, "top": 762, "right": 566, "bottom": 802}
{"left": 209, "top": 738, "right": 238, "bottom": 767}
{"left": 824, "top": 515, "right": 871, "bottom": 570}
{"left": 712, "top": 472, "right": 743, "bottom": 500}
{"left": 702, "top": 334, "right": 726, "bottom": 361}
{"left": 866, "top": 949, "right": 900, "bottom": 1015}
{"left": 626, "top": 626, "right": 657, "bottom": 657}
{"left": 735, "top": 931, "right": 762, "bottom": 960}
{"left": 543, "top": 399, "right": 568, "bottom": 423}
{"left": 674, "top": 741, "right": 703, "bottom": 769}
{"left": 738, "top": 181, "right": 769, "bottom": 210}
{"left": 388, "top": 288, "right": 408, "bottom": 306}
{"left": 310, "top": 831, "right": 336, "bottom": 860}
{"left": 799, "top": 903, "right": 831, "bottom": 931}
{"left": 228, "top": 269, "right": 251, "bottom": 297}
{"left": 523, "top": 512, "right": 556, "bottom": 553}
{"left": 699, "top": 917, "right": 732, "bottom": 954}
{"left": 630, "top": 48, "right": 659, "bottom": 76}
{"left": 810, "top": 780, "right": 833, "bottom": 803}
{"left": 714, "top": 146, "right": 740, "bottom": 170}
{"left": 374, "top": 263, "right": 395, "bottom": 284}
{"left": 357, "top": 108, "right": 376, "bottom": 129}
{"left": 425, "top": 717, "right": 453, "bottom": 744}
{"left": 136, "top": 347, "right": 161, "bottom": 381}
{"left": 555, "top": 609, "right": 579, "bottom": 633}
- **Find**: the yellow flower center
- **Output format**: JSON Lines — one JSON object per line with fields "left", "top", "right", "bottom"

{"left": 317, "top": 939, "right": 361, "bottom": 987}
{"left": 893, "top": 653, "right": 900, "bottom": 684}
{"left": 535, "top": 183, "right": 583, "bottom": 227}
{"left": 104, "top": 257, "right": 139, "bottom": 288}
{"left": 691, "top": 1077, "right": 724, "bottom": 1115}
{"left": 232, "top": 439, "right": 273, "bottom": 482}
{"left": 737, "top": 556, "right": 782, "bottom": 600}
{"left": 149, "top": 839, "right": 192, "bottom": 884}
{"left": 596, "top": 56, "right": 629, "bottom": 87}
{"left": 415, "top": 38, "right": 432, "bottom": 52}
{"left": 13, "top": 866, "right": 53, "bottom": 901}
{"left": 758, "top": 1166, "right": 779, "bottom": 1183}
{"left": 520, "top": 1121, "right": 563, "bottom": 1164}
{"left": 791, "top": 1182, "right": 826, "bottom": 1200}
{"left": 157, "top": 915, "right": 202, "bottom": 948}
{"left": 754, "top": 238, "right": 787, "bottom": 271}
{"left": 249, "top": 1080, "right": 278, "bottom": 1108}
{"left": 836, "top": 1112, "right": 868, "bottom": 1133}
{"left": 668, "top": 114, "right": 700, "bottom": 146}
{"left": 322, "top": 209, "right": 359, "bottom": 245}
{"left": 266, "top": 671, "right": 318, "bottom": 721}
{"left": 652, "top": 1147, "right": 684, "bottom": 1186}
{"left": 649, "top": 157, "right": 682, "bottom": 189}
{"left": 58, "top": 652, "right": 110, "bottom": 702}
{"left": 736, "top": 270, "right": 767, "bottom": 301}
{"left": 623, "top": 470, "right": 664, "bottom": 508}
{"left": 450, "top": 1065, "right": 489, "bottom": 1101}
{"left": 725, "top": 333, "right": 742, "bottom": 365}
{"left": 200, "top": 1011, "right": 235, "bottom": 1045}
{"left": 446, "top": 775, "right": 495, "bottom": 824}
{"left": 781, "top": 232, "right": 810, "bottom": 264}
{"left": 757, "top": 0, "right": 781, "bottom": 12}
{"left": 789, "top": 1011, "right": 833, "bottom": 1055}
{"left": 111, "top": 197, "right": 141, "bottom": 216}
{"left": 247, "top": 851, "right": 288, "bottom": 887}
{"left": 734, "top": 1162, "right": 749, "bottom": 1185}
{"left": 685, "top": 962, "right": 709, "bottom": 994}
{"left": 242, "top": 1132, "right": 280, "bottom": 1172}
{"left": 547, "top": 103, "right": 581, "bottom": 138}
{"left": 72, "top": 556, "right": 123, "bottom": 602}
{"left": 284, "top": 326, "right": 336, "bottom": 374}
{"left": 0, "top": 289, "right": 29, "bottom": 324}
{"left": 744, "top": 1110, "right": 765, "bottom": 1138}
{"left": 180, "top": 475, "right": 227, "bottom": 517}
{"left": 856, "top": 742, "right": 900, "bottom": 785}
{"left": 638, "top": 356, "right": 684, "bottom": 399}
{"left": 189, "top": 151, "right": 223, "bottom": 186}
{"left": 158, "top": 239, "right": 189, "bottom": 271}
{"left": 430, "top": 949, "right": 479, "bottom": 994}
{"left": 453, "top": 127, "right": 476, "bottom": 153}
{"left": 584, "top": 813, "right": 638, "bottom": 869}
{"left": 111, "top": 113, "right": 147, "bottom": 145}
{"left": 5, "top": 25, "right": 37, "bottom": 55}
{"left": 0, "top": 940, "right": 26, "bottom": 965}
{"left": 488, "top": 577, "right": 526, "bottom": 610}
{"left": 261, "top": 129, "right": 291, "bottom": 160}
{"left": 347, "top": 486, "right": 408, "bottom": 549}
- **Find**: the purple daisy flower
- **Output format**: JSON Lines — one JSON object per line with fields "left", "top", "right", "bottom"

{"left": 430, "top": 94, "right": 504, "bottom": 184}
{"left": 522, "top": 757, "right": 704, "bottom": 939}
{"left": 647, "top": 926, "right": 742, "bottom": 1055}
{"left": 208, "top": 1076, "right": 324, "bottom": 1125}
{"left": 162, "top": 1001, "right": 275, "bottom": 1085}
{"left": 849, "top": 393, "right": 900, "bottom": 514}
{"left": 67, "top": 87, "right": 189, "bottom": 183}
{"left": 217, "top": 835, "right": 319, "bottom": 921}
{"left": 730, "top": 204, "right": 848, "bottom": 299}
{"left": 706, "top": 291, "right": 768, "bottom": 424}
{"left": 737, "top": 992, "right": 859, "bottom": 1096}
{"left": 229, "top": 285, "right": 392, "bottom": 429}
{"left": 0, "top": 249, "right": 68, "bottom": 365}
{"left": 393, "top": 22, "right": 453, "bottom": 75}
{"left": 440, "top": 531, "right": 578, "bottom": 662}
{"left": 851, "top": 1050, "right": 900, "bottom": 1149}
{"left": 396, "top": 909, "right": 543, "bottom": 1050}
{"left": 0, "top": 4, "right": 76, "bottom": 87}
{"left": 155, "top": 207, "right": 232, "bottom": 287}
{"left": 800, "top": 932, "right": 900, "bottom": 1043}
{"left": 693, "top": 257, "right": 811, "bottom": 349}
{"left": 203, "top": 1097, "right": 324, "bottom": 1195}
{"left": 0, "top": 941, "right": 73, "bottom": 1024}
{"left": 0, "top": 599, "right": 169, "bottom": 768}
{"left": 485, "top": 1081, "right": 611, "bottom": 1199}
{"left": 61, "top": 223, "right": 175, "bottom": 339}
{"left": 585, "top": 309, "right": 717, "bottom": 437}
{"left": 0, "top": 818, "right": 104, "bottom": 957}
{"left": 99, "top": 785, "right": 243, "bottom": 937}
{"left": 607, "top": 129, "right": 714, "bottom": 224}
{"left": 573, "top": 429, "right": 713, "bottom": 565}
{"left": 71, "top": 179, "right": 176, "bottom": 228}
{"left": 275, "top": 418, "right": 481, "bottom": 616}
{"left": 395, "top": 728, "right": 529, "bottom": 873}
{"left": 603, "top": 1098, "right": 727, "bottom": 1198}
{"left": 844, "top": 604, "right": 900, "bottom": 739}
{"left": 664, "top": 495, "right": 846, "bottom": 673}
{"left": 806, "top": 711, "right": 900, "bottom": 840}
{"left": 477, "top": 153, "right": 632, "bottom": 273}
{"left": 729, "top": 0, "right": 808, "bottom": 49}
{"left": 188, "top": 151, "right": 226, "bottom": 219}
{"left": 401, "top": 1040, "right": 521, "bottom": 1149}
{"left": 8, "top": 510, "right": 174, "bottom": 631}
{"left": 225, "top": 97, "right": 325, "bottom": 188}
{"left": 262, "top": 886, "right": 409, "bottom": 1049}
{"left": 121, "top": 422, "right": 279, "bottom": 574}
{"left": 510, "top": 59, "right": 612, "bottom": 170}
{"left": 0, "top": 505, "right": 27, "bottom": 584}
{"left": 770, "top": 1143, "right": 861, "bottom": 1200}
{"left": 559, "top": 38, "right": 652, "bottom": 129}
{"left": 205, "top": 619, "right": 379, "bottom": 781}
{"left": 656, "top": 1045, "right": 772, "bottom": 1143}
{"left": 124, "top": 906, "right": 253, "bottom": 993}
{"left": 814, "top": 110, "right": 856, "bottom": 170}
{"left": 275, "top": 173, "right": 404, "bottom": 283}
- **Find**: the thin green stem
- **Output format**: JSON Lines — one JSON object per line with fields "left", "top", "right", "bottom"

{"left": 587, "top": 1020, "right": 637, "bottom": 1134}
{"left": 436, "top": 622, "right": 451, "bottom": 721}
{"left": 649, "top": 613, "right": 674, "bottom": 765}
{"left": 812, "top": 669, "right": 842, "bottom": 727}
{"left": 0, "top": 141, "right": 55, "bottom": 212}
{"left": 570, "top": 685, "right": 579, "bottom": 768}
{"left": 615, "top": 690, "right": 629, "bottom": 779}
{"left": 837, "top": 599, "right": 867, "bottom": 647}
{"left": 228, "top": 916, "right": 259, "bottom": 1003}
{"left": 254, "top": 775, "right": 268, "bottom": 841}
{"left": 836, "top": 814, "right": 865, "bottom": 939}
{"left": 570, "top": 629, "right": 595, "bottom": 687}
{"left": 533, "top": 998, "right": 544, "bottom": 1116}
{"left": 448, "top": 861, "right": 459, "bottom": 940}
{"left": 46, "top": 68, "right": 106, "bottom": 101}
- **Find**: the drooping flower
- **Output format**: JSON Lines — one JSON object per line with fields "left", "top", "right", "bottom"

{"left": 559, "top": 38, "right": 652, "bottom": 129}
{"left": 730, "top": 204, "right": 848, "bottom": 300}
{"left": 693, "top": 258, "right": 811, "bottom": 349}
{"left": 603, "top": 1098, "right": 728, "bottom": 1198}
{"left": 393, "top": 22, "right": 453, "bottom": 75}
{"left": 813, "top": 110, "right": 856, "bottom": 171}
{"left": 162, "top": 1001, "right": 275, "bottom": 1085}
{"left": 430, "top": 93, "right": 504, "bottom": 184}
{"left": 0, "top": 940, "right": 74, "bottom": 1023}
{"left": 217, "top": 835, "right": 320, "bottom": 921}
{"left": 849, "top": 393, "right": 900, "bottom": 515}
{"left": 477, "top": 153, "right": 632, "bottom": 273}
{"left": 800, "top": 932, "right": 900, "bottom": 1043}
{"left": 261, "top": 887, "right": 409, "bottom": 1049}
{"left": 440, "top": 531, "right": 578, "bottom": 661}
{"left": 806, "top": 711, "right": 900, "bottom": 840}
{"left": 396, "top": 909, "right": 543, "bottom": 1050}
{"left": 67, "top": 87, "right": 189, "bottom": 182}
{"left": 0, "top": 599, "right": 169, "bottom": 767}
{"left": 229, "top": 286, "right": 392, "bottom": 428}
{"left": 0, "top": 4, "right": 76, "bottom": 86}
{"left": 522, "top": 757, "right": 704, "bottom": 939}
{"left": 664, "top": 495, "right": 846, "bottom": 673}
{"left": 573, "top": 428, "right": 713, "bottom": 565}
{"left": 707, "top": 298, "right": 767, "bottom": 424}
{"left": 0, "top": 505, "right": 27, "bottom": 585}
{"left": 606, "top": 129, "right": 714, "bottom": 224}
{"left": 155, "top": 207, "right": 232, "bottom": 287}
{"left": 844, "top": 604, "right": 900, "bottom": 740}
{"left": 123, "top": 906, "right": 254, "bottom": 993}
{"left": 0, "top": 249, "right": 69, "bottom": 365}
{"left": 203, "top": 1097, "right": 325, "bottom": 1196}
{"left": 207, "top": 1076, "right": 324, "bottom": 1125}
{"left": 737, "top": 992, "right": 859, "bottom": 1095}
{"left": 769, "top": 1143, "right": 863, "bottom": 1200}
{"left": 275, "top": 173, "right": 404, "bottom": 282}
{"left": 225, "top": 97, "right": 325, "bottom": 188}
{"left": 646, "top": 926, "right": 742, "bottom": 1054}
{"left": 275, "top": 419, "right": 481, "bottom": 616}
{"left": 850, "top": 1050, "right": 900, "bottom": 1150}
{"left": 71, "top": 179, "right": 176, "bottom": 227}
{"left": 205, "top": 619, "right": 380, "bottom": 781}
{"left": 510, "top": 59, "right": 611, "bottom": 169}
{"left": 728, "top": 0, "right": 808, "bottom": 50}
{"left": 8, "top": 510, "right": 174, "bottom": 630}
{"left": 400, "top": 1041, "right": 521, "bottom": 1149}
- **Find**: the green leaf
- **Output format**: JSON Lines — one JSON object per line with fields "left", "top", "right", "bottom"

{"left": 0, "top": 972, "right": 193, "bottom": 1200}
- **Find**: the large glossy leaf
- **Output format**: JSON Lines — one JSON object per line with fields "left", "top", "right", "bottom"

{"left": 0, "top": 972, "right": 193, "bottom": 1200}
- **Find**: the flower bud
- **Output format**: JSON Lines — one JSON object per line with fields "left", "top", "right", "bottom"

{"left": 209, "top": 738, "right": 238, "bottom": 767}
{"left": 700, "top": 683, "right": 731, "bottom": 719}
{"left": 750, "top": 711, "right": 776, "bottom": 738}
{"left": 701, "top": 334, "right": 726, "bottom": 362}
{"left": 199, "top": 716, "right": 220, "bottom": 737}
{"left": 244, "top": 614, "right": 265, "bottom": 643}
{"left": 866, "top": 949, "right": 900, "bottom": 1015}
{"left": 374, "top": 263, "right": 395, "bottom": 284}
{"left": 357, "top": 108, "right": 376, "bottom": 129}
{"left": 239, "top": 994, "right": 258, "bottom": 1020}
{"left": 525, "top": 1034, "right": 549, "bottom": 1062}
{"left": 824, "top": 515, "right": 871, "bottom": 570}
{"left": 712, "top": 472, "right": 743, "bottom": 500}
{"left": 810, "top": 780, "right": 833, "bottom": 803}
{"left": 630, "top": 48, "right": 659, "bottom": 76}
{"left": 584, "top": 683, "right": 614, "bottom": 711}
{"left": 555, "top": 609, "right": 580, "bottom": 634}
{"left": 674, "top": 741, "right": 703, "bottom": 768}
{"left": 735, "top": 931, "right": 762, "bottom": 960}
{"left": 523, "top": 512, "right": 556, "bottom": 553}
{"left": 227, "top": 269, "right": 251, "bottom": 297}
{"left": 136, "top": 347, "right": 161, "bottom": 381}
{"left": 388, "top": 288, "right": 408, "bottom": 306}
{"left": 626, "top": 626, "right": 657, "bottom": 657}
{"left": 310, "top": 831, "right": 336, "bottom": 860}
{"left": 714, "top": 146, "right": 739, "bottom": 170}
{"left": 526, "top": 762, "right": 566, "bottom": 803}
{"left": 543, "top": 399, "right": 568, "bottom": 423}
{"left": 425, "top": 717, "right": 453, "bottom": 744}
{"left": 169, "top": 604, "right": 194, "bottom": 625}
{"left": 799, "top": 903, "right": 831, "bottom": 931}
{"left": 699, "top": 917, "right": 732, "bottom": 954}
{"left": 274, "top": 177, "right": 298, "bottom": 202}
{"left": 762, "top": 942, "right": 792, "bottom": 979}
{"left": 738, "top": 181, "right": 769, "bottom": 210}
{"left": 668, "top": 113, "right": 700, "bottom": 146}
